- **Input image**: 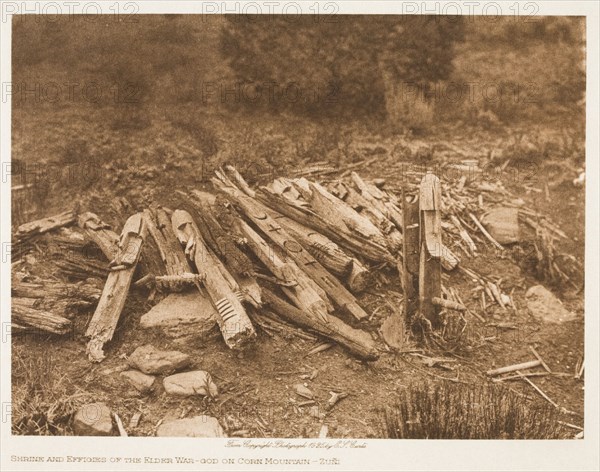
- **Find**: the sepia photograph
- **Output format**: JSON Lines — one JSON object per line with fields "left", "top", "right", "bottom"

{"left": 1, "top": 1, "right": 598, "bottom": 471}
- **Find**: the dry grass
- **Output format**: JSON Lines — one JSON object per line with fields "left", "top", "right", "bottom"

{"left": 11, "top": 344, "right": 96, "bottom": 435}
{"left": 380, "top": 382, "right": 567, "bottom": 439}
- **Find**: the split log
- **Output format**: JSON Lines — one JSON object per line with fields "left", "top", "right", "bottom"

{"left": 350, "top": 172, "right": 403, "bottom": 229}
{"left": 12, "top": 300, "right": 72, "bottom": 335}
{"left": 419, "top": 173, "right": 442, "bottom": 326}
{"left": 86, "top": 213, "right": 146, "bottom": 362}
{"left": 402, "top": 192, "right": 420, "bottom": 320}
{"left": 171, "top": 209, "right": 256, "bottom": 349}
{"left": 263, "top": 290, "right": 379, "bottom": 360}
{"left": 222, "top": 167, "right": 369, "bottom": 292}
{"left": 234, "top": 217, "right": 332, "bottom": 323}
{"left": 333, "top": 182, "right": 402, "bottom": 252}
{"left": 257, "top": 186, "right": 393, "bottom": 263}
{"left": 292, "top": 177, "right": 389, "bottom": 249}
{"left": 12, "top": 279, "right": 101, "bottom": 316}
{"left": 14, "top": 209, "right": 77, "bottom": 246}
{"left": 187, "top": 191, "right": 261, "bottom": 307}
{"left": 77, "top": 212, "right": 119, "bottom": 260}
{"left": 214, "top": 177, "right": 369, "bottom": 321}
{"left": 276, "top": 213, "right": 370, "bottom": 293}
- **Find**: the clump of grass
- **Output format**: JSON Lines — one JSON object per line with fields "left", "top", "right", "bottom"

{"left": 380, "top": 382, "right": 566, "bottom": 439}
{"left": 12, "top": 344, "right": 95, "bottom": 435}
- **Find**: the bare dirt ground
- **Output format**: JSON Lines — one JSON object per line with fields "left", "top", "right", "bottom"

{"left": 11, "top": 104, "right": 585, "bottom": 438}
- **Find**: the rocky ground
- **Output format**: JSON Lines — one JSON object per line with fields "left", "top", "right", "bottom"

{"left": 11, "top": 105, "right": 586, "bottom": 439}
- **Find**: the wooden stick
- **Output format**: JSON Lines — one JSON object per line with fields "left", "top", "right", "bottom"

{"left": 143, "top": 208, "right": 192, "bottom": 285}
{"left": 350, "top": 172, "right": 403, "bottom": 229}
{"left": 492, "top": 372, "right": 550, "bottom": 382}
{"left": 114, "top": 413, "right": 128, "bottom": 437}
{"left": 487, "top": 359, "right": 542, "bottom": 376}
{"left": 293, "top": 177, "right": 389, "bottom": 249}
{"left": 469, "top": 212, "right": 504, "bottom": 251}
{"left": 516, "top": 371, "right": 559, "bottom": 408}
{"left": 529, "top": 346, "right": 552, "bottom": 373}
{"left": 431, "top": 297, "right": 467, "bottom": 312}
{"left": 450, "top": 215, "right": 477, "bottom": 254}
{"left": 402, "top": 192, "right": 420, "bottom": 320}
{"left": 226, "top": 211, "right": 332, "bottom": 323}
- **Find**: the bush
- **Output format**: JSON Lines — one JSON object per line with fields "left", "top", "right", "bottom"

{"left": 380, "top": 382, "right": 567, "bottom": 439}
{"left": 221, "top": 16, "right": 464, "bottom": 118}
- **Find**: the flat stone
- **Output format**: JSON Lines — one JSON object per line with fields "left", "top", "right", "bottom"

{"left": 526, "top": 285, "right": 577, "bottom": 324}
{"left": 294, "top": 383, "right": 314, "bottom": 399}
{"left": 128, "top": 344, "right": 191, "bottom": 375}
{"left": 140, "top": 292, "right": 218, "bottom": 344}
{"left": 480, "top": 207, "right": 520, "bottom": 244}
{"left": 156, "top": 416, "right": 226, "bottom": 438}
{"left": 120, "top": 370, "right": 156, "bottom": 394}
{"left": 73, "top": 402, "right": 114, "bottom": 436}
{"left": 163, "top": 371, "right": 218, "bottom": 397}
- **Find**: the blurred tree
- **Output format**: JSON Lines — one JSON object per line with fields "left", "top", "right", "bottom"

{"left": 220, "top": 15, "right": 465, "bottom": 117}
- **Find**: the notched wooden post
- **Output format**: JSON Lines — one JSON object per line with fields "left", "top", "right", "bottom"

{"left": 171, "top": 209, "right": 257, "bottom": 350}
{"left": 418, "top": 172, "right": 442, "bottom": 327}
{"left": 401, "top": 190, "right": 420, "bottom": 322}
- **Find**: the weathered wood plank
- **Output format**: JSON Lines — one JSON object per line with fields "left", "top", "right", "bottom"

{"left": 85, "top": 213, "right": 146, "bottom": 362}
{"left": 171, "top": 209, "right": 256, "bottom": 350}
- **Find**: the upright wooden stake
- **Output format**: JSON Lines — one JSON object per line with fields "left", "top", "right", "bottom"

{"left": 419, "top": 173, "right": 442, "bottom": 327}
{"left": 402, "top": 191, "right": 420, "bottom": 321}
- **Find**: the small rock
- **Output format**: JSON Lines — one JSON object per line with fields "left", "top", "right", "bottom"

{"left": 129, "top": 412, "right": 142, "bottom": 429}
{"left": 163, "top": 371, "right": 218, "bottom": 397}
{"left": 294, "top": 383, "right": 314, "bottom": 399}
{"left": 156, "top": 415, "right": 226, "bottom": 438}
{"left": 308, "top": 405, "right": 324, "bottom": 419}
{"left": 128, "top": 344, "right": 190, "bottom": 375}
{"left": 73, "top": 403, "right": 114, "bottom": 436}
{"left": 526, "top": 285, "right": 577, "bottom": 324}
{"left": 120, "top": 370, "right": 156, "bottom": 394}
{"left": 480, "top": 207, "right": 520, "bottom": 244}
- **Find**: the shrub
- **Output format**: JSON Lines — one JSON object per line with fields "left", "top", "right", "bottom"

{"left": 380, "top": 381, "right": 567, "bottom": 439}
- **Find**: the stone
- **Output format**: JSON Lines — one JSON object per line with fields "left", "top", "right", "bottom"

{"left": 526, "top": 285, "right": 577, "bottom": 324}
{"left": 120, "top": 370, "right": 156, "bottom": 394}
{"left": 128, "top": 344, "right": 190, "bottom": 375}
{"left": 163, "top": 371, "right": 218, "bottom": 397}
{"left": 480, "top": 207, "right": 520, "bottom": 244}
{"left": 73, "top": 402, "right": 114, "bottom": 436}
{"left": 156, "top": 416, "right": 226, "bottom": 438}
{"left": 140, "top": 292, "right": 218, "bottom": 344}
{"left": 294, "top": 383, "right": 314, "bottom": 399}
